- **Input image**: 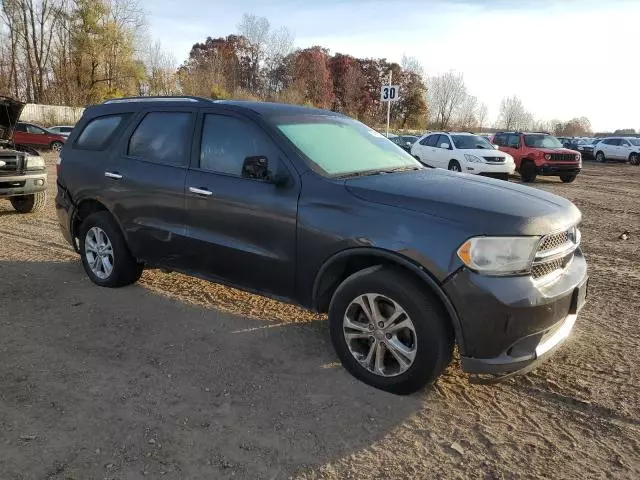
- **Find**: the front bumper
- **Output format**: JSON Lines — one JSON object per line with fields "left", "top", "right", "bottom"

{"left": 538, "top": 163, "right": 581, "bottom": 175}
{"left": 465, "top": 162, "right": 515, "bottom": 176}
{"left": 443, "top": 248, "right": 588, "bottom": 376}
{"left": 0, "top": 172, "right": 47, "bottom": 197}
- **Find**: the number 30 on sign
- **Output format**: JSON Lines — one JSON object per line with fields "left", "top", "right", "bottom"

{"left": 380, "top": 85, "right": 400, "bottom": 101}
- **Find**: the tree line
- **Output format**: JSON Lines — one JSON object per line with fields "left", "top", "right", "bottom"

{"left": 1, "top": 0, "right": 609, "bottom": 134}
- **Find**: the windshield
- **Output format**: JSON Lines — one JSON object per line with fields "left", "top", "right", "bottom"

{"left": 524, "top": 134, "right": 563, "bottom": 149}
{"left": 274, "top": 116, "right": 421, "bottom": 177}
{"left": 629, "top": 138, "right": 640, "bottom": 146}
{"left": 451, "top": 134, "right": 494, "bottom": 150}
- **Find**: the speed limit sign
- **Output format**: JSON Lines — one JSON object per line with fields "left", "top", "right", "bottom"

{"left": 380, "top": 85, "right": 400, "bottom": 102}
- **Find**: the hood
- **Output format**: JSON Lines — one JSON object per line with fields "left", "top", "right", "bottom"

{"left": 459, "top": 148, "right": 508, "bottom": 158}
{"left": 345, "top": 169, "right": 581, "bottom": 236}
{"left": 0, "top": 97, "right": 24, "bottom": 143}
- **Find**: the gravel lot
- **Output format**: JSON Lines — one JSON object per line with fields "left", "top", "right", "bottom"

{"left": 1, "top": 155, "right": 638, "bottom": 479}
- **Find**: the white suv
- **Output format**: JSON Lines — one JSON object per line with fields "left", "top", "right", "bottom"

{"left": 594, "top": 137, "right": 640, "bottom": 165}
{"left": 411, "top": 132, "right": 515, "bottom": 180}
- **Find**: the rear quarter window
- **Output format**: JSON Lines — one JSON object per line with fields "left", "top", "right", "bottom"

{"left": 75, "top": 114, "right": 131, "bottom": 150}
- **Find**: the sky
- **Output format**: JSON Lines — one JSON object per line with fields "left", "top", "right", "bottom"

{"left": 143, "top": 0, "right": 640, "bottom": 132}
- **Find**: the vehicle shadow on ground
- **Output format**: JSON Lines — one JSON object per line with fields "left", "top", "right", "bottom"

{"left": 0, "top": 260, "right": 424, "bottom": 480}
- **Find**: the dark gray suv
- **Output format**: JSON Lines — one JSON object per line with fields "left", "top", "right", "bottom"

{"left": 56, "top": 97, "right": 588, "bottom": 394}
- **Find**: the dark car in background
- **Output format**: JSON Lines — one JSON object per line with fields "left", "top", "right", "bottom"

{"left": 56, "top": 96, "right": 588, "bottom": 394}
{"left": 390, "top": 135, "right": 419, "bottom": 153}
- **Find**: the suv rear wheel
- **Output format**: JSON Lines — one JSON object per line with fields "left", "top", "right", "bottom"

{"left": 328, "top": 266, "right": 453, "bottom": 395}
{"left": 10, "top": 192, "right": 47, "bottom": 213}
{"left": 79, "top": 211, "right": 143, "bottom": 287}
{"left": 519, "top": 161, "right": 537, "bottom": 183}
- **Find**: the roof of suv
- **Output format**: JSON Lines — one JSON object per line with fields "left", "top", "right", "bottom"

{"left": 94, "top": 96, "right": 336, "bottom": 118}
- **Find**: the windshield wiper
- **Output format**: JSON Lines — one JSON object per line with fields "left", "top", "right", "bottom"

{"left": 335, "top": 166, "right": 420, "bottom": 179}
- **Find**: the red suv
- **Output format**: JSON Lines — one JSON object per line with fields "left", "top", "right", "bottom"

{"left": 493, "top": 132, "right": 581, "bottom": 183}
{"left": 13, "top": 122, "right": 66, "bottom": 152}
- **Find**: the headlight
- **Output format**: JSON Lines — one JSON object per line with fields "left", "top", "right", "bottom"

{"left": 26, "top": 155, "right": 46, "bottom": 170}
{"left": 457, "top": 236, "right": 541, "bottom": 275}
{"left": 544, "top": 154, "right": 551, "bottom": 160}
{"left": 464, "top": 154, "right": 484, "bottom": 163}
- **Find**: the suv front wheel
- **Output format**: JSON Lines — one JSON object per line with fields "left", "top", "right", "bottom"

{"left": 328, "top": 266, "right": 453, "bottom": 395}
{"left": 79, "top": 211, "right": 143, "bottom": 287}
{"left": 519, "top": 161, "right": 537, "bottom": 183}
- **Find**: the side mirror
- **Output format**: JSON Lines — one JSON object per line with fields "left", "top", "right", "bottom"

{"left": 242, "top": 155, "right": 289, "bottom": 186}
{"left": 440, "top": 142, "right": 450, "bottom": 149}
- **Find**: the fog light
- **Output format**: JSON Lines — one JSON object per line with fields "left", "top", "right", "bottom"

{"left": 35, "top": 179, "right": 44, "bottom": 186}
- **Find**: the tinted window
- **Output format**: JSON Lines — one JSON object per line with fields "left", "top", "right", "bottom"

{"left": 419, "top": 135, "right": 432, "bottom": 146}
{"left": 605, "top": 138, "right": 620, "bottom": 146}
{"left": 436, "top": 135, "right": 451, "bottom": 149}
{"left": 15, "top": 123, "right": 27, "bottom": 132}
{"left": 524, "top": 135, "right": 562, "bottom": 148}
{"left": 76, "top": 114, "right": 130, "bottom": 150}
{"left": 507, "top": 134, "right": 521, "bottom": 148}
{"left": 128, "top": 112, "right": 192, "bottom": 165}
{"left": 200, "top": 114, "right": 272, "bottom": 177}
{"left": 61, "top": 127, "right": 73, "bottom": 133}
{"left": 493, "top": 134, "right": 506, "bottom": 146}
{"left": 620, "top": 139, "right": 631, "bottom": 146}
{"left": 26, "top": 124, "right": 45, "bottom": 134}
{"left": 451, "top": 135, "right": 494, "bottom": 150}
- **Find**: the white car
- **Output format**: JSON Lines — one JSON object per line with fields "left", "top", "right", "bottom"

{"left": 47, "top": 125, "right": 74, "bottom": 138}
{"left": 411, "top": 132, "right": 516, "bottom": 180}
{"left": 594, "top": 137, "right": 640, "bottom": 165}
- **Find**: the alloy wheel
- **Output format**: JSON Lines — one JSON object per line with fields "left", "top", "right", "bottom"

{"left": 342, "top": 293, "right": 417, "bottom": 377}
{"left": 85, "top": 226, "right": 114, "bottom": 279}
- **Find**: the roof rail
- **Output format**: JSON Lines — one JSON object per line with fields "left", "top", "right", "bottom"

{"left": 103, "top": 96, "right": 211, "bottom": 104}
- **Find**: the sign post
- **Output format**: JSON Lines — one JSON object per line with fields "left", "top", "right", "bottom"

{"left": 380, "top": 73, "right": 400, "bottom": 138}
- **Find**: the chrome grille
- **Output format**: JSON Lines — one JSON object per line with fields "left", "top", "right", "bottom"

{"left": 483, "top": 156, "right": 505, "bottom": 163}
{"left": 550, "top": 153, "right": 577, "bottom": 162}
{"left": 532, "top": 254, "right": 572, "bottom": 279}
{"left": 539, "top": 230, "right": 570, "bottom": 252}
{"left": 532, "top": 228, "right": 579, "bottom": 282}
{"left": 0, "top": 154, "right": 24, "bottom": 176}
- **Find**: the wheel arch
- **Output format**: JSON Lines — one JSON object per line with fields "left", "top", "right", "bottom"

{"left": 312, "top": 247, "right": 466, "bottom": 352}
{"left": 71, "top": 198, "right": 129, "bottom": 254}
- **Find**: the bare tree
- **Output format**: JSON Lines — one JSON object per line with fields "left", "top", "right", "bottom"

{"left": 401, "top": 55, "right": 424, "bottom": 77}
{"left": 457, "top": 94, "right": 478, "bottom": 130}
{"left": 498, "top": 95, "right": 532, "bottom": 130}
{"left": 237, "top": 13, "right": 270, "bottom": 91}
{"left": 428, "top": 71, "right": 466, "bottom": 130}
{"left": 477, "top": 103, "right": 488, "bottom": 130}
{"left": 142, "top": 39, "right": 178, "bottom": 95}
{"left": 264, "top": 25, "right": 294, "bottom": 95}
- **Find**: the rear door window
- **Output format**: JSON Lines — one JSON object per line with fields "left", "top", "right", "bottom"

{"left": 436, "top": 135, "right": 451, "bottom": 149}
{"left": 425, "top": 135, "right": 439, "bottom": 147}
{"left": 76, "top": 114, "right": 131, "bottom": 150}
{"left": 507, "top": 134, "right": 521, "bottom": 147}
{"left": 127, "top": 112, "right": 193, "bottom": 166}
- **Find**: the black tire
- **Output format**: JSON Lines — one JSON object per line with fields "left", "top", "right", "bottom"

{"left": 595, "top": 151, "right": 605, "bottom": 163}
{"left": 328, "top": 266, "right": 453, "bottom": 395}
{"left": 560, "top": 174, "right": 577, "bottom": 183}
{"left": 50, "top": 141, "right": 64, "bottom": 152}
{"left": 448, "top": 160, "right": 462, "bottom": 172}
{"left": 10, "top": 191, "right": 47, "bottom": 213}
{"left": 520, "top": 161, "right": 537, "bottom": 183}
{"left": 630, "top": 153, "right": 639, "bottom": 166}
{"left": 79, "top": 211, "right": 143, "bottom": 287}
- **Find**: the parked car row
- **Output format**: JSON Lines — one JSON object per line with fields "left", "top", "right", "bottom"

{"left": 558, "top": 136, "right": 640, "bottom": 165}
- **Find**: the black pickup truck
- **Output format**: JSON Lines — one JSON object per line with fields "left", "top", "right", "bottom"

{"left": 0, "top": 97, "right": 48, "bottom": 213}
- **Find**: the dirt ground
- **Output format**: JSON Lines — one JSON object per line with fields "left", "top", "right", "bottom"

{"left": 1, "top": 155, "right": 638, "bottom": 480}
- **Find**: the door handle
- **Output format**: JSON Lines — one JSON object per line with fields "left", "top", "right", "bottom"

{"left": 188, "top": 186, "right": 213, "bottom": 196}
{"left": 104, "top": 171, "right": 122, "bottom": 179}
